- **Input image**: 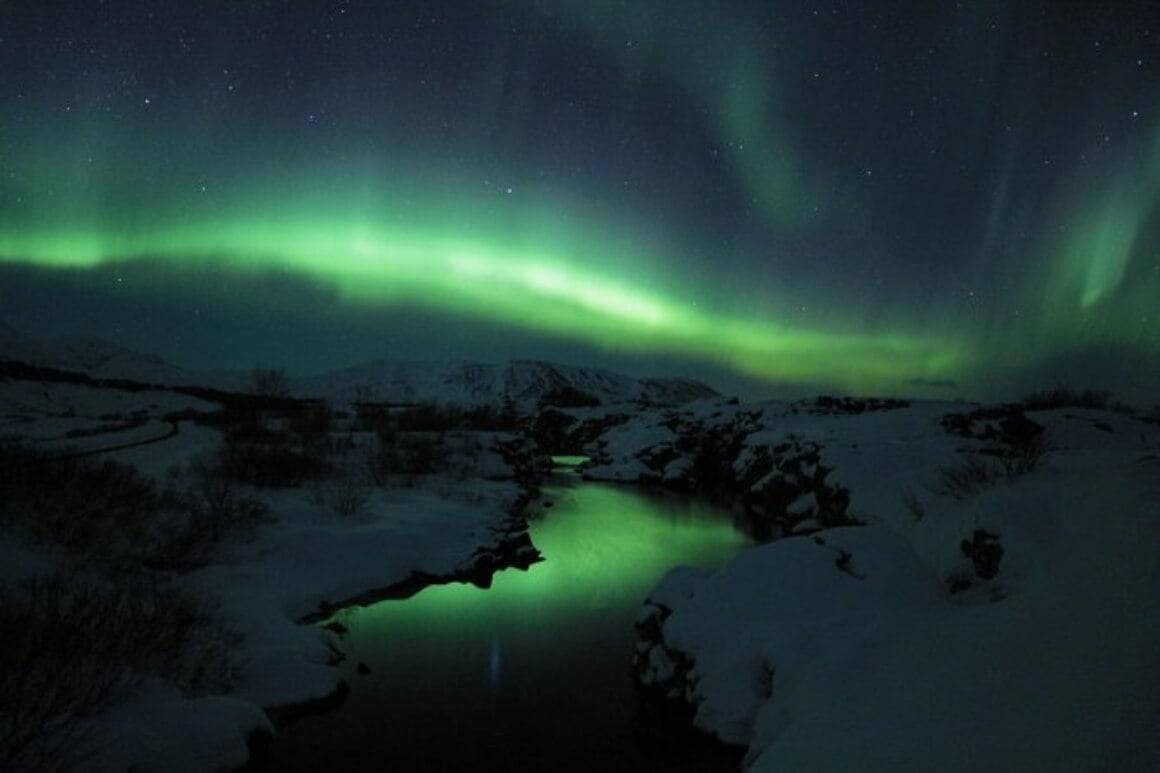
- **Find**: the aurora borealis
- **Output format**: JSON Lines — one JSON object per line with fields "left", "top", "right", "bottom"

{"left": 1, "top": 1, "right": 1157, "bottom": 399}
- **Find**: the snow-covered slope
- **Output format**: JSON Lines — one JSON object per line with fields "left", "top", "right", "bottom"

{"left": 610, "top": 398, "right": 1160, "bottom": 771}
{"left": 1, "top": 322, "right": 717, "bottom": 408}
{"left": 0, "top": 321, "right": 44, "bottom": 362}
{"left": 7, "top": 317, "right": 1154, "bottom": 770}
{"left": 299, "top": 358, "right": 718, "bottom": 408}
{"left": 48, "top": 335, "right": 206, "bottom": 386}
{"left": 0, "top": 323, "right": 238, "bottom": 390}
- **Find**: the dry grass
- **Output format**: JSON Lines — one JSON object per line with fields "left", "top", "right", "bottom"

{"left": 901, "top": 490, "right": 927, "bottom": 521}
{"left": 934, "top": 428, "right": 1052, "bottom": 500}
{"left": 933, "top": 455, "right": 1003, "bottom": 500}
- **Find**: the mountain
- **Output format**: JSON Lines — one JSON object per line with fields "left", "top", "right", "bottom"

{"left": 0, "top": 323, "right": 718, "bottom": 407}
{"left": 298, "top": 359, "right": 719, "bottom": 408}
{"left": 0, "top": 324, "right": 241, "bottom": 391}
{"left": 46, "top": 335, "right": 207, "bottom": 385}
{"left": 0, "top": 321, "right": 46, "bottom": 363}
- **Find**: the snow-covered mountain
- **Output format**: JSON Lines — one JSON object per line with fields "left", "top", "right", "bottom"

{"left": 0, "top": 323, "right": 227, "bottom": 389}
{"left": 298, "top": 358, "right": 718, "bottom": 408}
{"left": 47, "top": 335, "right": 211, "bottom": 385}
{"left": 0, "top": 322, "right": 718, "bottom": 408}
{"left": 0, "top": 321, "right": 46, "bottom": 363}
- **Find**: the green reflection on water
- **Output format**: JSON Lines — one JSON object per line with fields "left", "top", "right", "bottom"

{"left": 282, "top": 480, "right": 749, "bottom": 770}
{"left": 345, "top": 480, "right": 746, "bottom": 639}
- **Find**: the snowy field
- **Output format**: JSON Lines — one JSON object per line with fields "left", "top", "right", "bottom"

{"left": 1, "top": 338, "right": 540, "bottom": 771}
{"left": 595, "top": 397, "right": 1160, "bottom": 771}
{"left": 2, "top": 327, "right": 1157, "bottom": 771}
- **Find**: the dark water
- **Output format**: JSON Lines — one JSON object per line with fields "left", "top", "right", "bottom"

{"left": 267, "top": 468, "right": 748, "bottom": 771}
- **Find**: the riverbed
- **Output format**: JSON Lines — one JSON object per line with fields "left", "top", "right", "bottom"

{"left": 265, "top": 465, "right": 749, "bottom": 771}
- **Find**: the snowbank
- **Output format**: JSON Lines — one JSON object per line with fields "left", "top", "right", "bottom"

{"left": 634, "top": 409, "right": 1160, "bottom": 771}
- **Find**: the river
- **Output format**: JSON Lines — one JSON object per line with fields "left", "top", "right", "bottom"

{"left": 265, "top": 461, "right": 749, "bottom": 771}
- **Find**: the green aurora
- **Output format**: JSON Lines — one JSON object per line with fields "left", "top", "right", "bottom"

{"left": 0, "top": 204, "right": 964, "bottom": 392}
{"left": 1, "top": 1, "right": 1156, "bottom": 398}
{"left": 2, "top": 153, "right": 1156, "bottom": 396}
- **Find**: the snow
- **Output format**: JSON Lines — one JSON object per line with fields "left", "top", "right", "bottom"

{"left": 3, "top": 324, "right": 1157, "bottom": 770}
{"left": 633, "top": 408, "right": 1160, "bottom": 771}
{"left": 63, "top": 473, "right": 519, "bottom": 769}
{"left": 0, "top": 326, "right": 538, "bottom": 770}
{"left": 3, "top": 457, "right": 523, "bottom": 770}
{"left": 93, "top": 682, "right": 272, "bottom": 773}
{"left": 297, "top": 357, "right": 717, "bottom": 408}
{"left": 0, "top": 326, "right": 240, "bottom": 390}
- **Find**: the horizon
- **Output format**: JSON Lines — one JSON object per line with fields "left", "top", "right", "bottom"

{"left": 4, "top": 318, "right": 1153, "bottom": 410}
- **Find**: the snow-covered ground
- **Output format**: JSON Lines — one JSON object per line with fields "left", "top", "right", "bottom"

{"left": 3, "top": 324, "right": 1156, "bottom": 771}
{"left": 602, "top": 398, "right": 1160, "bottom": 771}
{"left": 84, "top": 479, "right": 524, "bottom": 772}
{"left": 1, "top": 330, "right": 543, "bottom": 771}
{"left": 4, "top": 412, "right": 530, "bottom": 771}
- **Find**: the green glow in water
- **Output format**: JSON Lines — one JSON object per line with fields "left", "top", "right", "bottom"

{"left": 345, "top": 481, "right": 745, "bottom": 638}
{"left": 286, "top": 481, "right": 748, "bottom": 769}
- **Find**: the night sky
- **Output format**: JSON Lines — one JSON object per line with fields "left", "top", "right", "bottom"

{"left": 1, "top": 1, "right": 1157, "bottom": 400}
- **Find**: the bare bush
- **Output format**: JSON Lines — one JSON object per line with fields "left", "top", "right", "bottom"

{"left": 331, "top": 481, "right": 370, "bottom": 517}
{"left": 0, "top": 573, "right": 240, "bottom": 772}
{"left": 0, "top": 442, "right": 268, "bottom": 573}
{"left": 1021, "top": 385, "right": 1133, "bottom": 413}
{"left": 0, "top": 444, "right": 160, "bottom": 555}
{"left": 934, "top": 430, "right": 1051, "bottom": 500}
{"left": 1000, "top": 426, "right": 1052, "bottom": 476}
{"left": 248, "top": 367, "right": 290, "bottom": 399}
{"left": 1022, "top": 385, "right": 1103, "bottom": 410}
{"left": 289, "top": 403, "right": 335, "bottom": 455}
{"left": 752, "top": 658, "right": 775, "bottom": 701}
{"left": 365, "top": 423, "right": 455, "bottom": 486}
{"left": 312, "top": 477, "right": 371, "bottom": 518}
{"left": 146, "top": 461, "right": 271, "bottom": 572}
{"left": 217, "top": 424, "right": 332, "bottom": 487}
{"left": 901, "top": 490, "right": 926, "bottom": 521}
{"left": 933, "top": 455, "right": 1001, "bottom": 500}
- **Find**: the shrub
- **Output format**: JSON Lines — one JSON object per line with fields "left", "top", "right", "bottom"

{"left": 248, "top": 367, "right": 290, "bottom": 399}
{"left": 395, "top": 403, "right": 461, "bottom": 432}
{"left": 752, "top": 658, "right": 775, "bottom": 700}
{"left": 0, "top": 442, "right": 268, "bottom": 573}
{"left": 0, "top": 573, "right": 240, "bottom": 772}
{"left": 902, "top": 490, "right": 926, "bottom": 521}
{"left": 310, "top": 477, "right": 371, "bottom": 518}
{"left": 933, "top": 454, "right": 1002, "bottom": 500}
{"left": 146, "top": 462, "right": 270, "bottom": 572}
{"left": 0, "top": 443, "right": 168, "bottom": 561}
{"left": 934, "top": 430, "right": 1051, "bottom": 499}
{"left": 217, "top": 423, "right": 332, "bottom": 487}
{"left": 288, "top": 403, "right": 335, "bottom": 454}
{"left": 538, "top": 385, "right": 601, "bottom": 409}
{"left": 363, "top": 419, "right": 462, "bottom": 485}
{"left": 1000, "top": 426, "right": 1052, "bottom": 476}
{"left": 1022, "top": 386, "right": 1111, "bottom": 411}
{"left": 461, "top": 401, "right": 522, "bottom": 431}
{"left": 0, "top": 447, "right": 160, "bottom": 555}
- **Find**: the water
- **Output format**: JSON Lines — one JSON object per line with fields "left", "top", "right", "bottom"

{"left": 266, "top": 466, "right": 748, "bottom": 771}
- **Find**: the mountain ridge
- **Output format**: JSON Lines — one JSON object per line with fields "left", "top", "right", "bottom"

{"left": 0, "top": 323, "right": 719, "bottom": 408}
{"left": 297, "top": 357, "right": 719, "bottom": 408}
